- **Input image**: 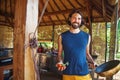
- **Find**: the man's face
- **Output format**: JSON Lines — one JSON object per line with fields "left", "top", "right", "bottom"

{"left": 70, "top": 13, "right": 82, "bottom": 29}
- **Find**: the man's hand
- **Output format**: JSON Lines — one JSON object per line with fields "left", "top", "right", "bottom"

{"left": 56, "top": 61, "right": 69, "bottom": 71}
{"left": 88, "top": 62, "right": 96, "bottom": 69}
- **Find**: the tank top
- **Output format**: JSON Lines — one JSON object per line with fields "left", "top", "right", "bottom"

{"left": 61, "top": 30, "right": 89, "bottom": 75}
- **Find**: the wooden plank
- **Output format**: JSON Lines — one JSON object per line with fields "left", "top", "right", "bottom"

{"left": 14, "top": 0, "right": 39, "bottom": 80}
{"left": 106, "top": 3, "right": 118, "bottom": 80}
{"left": 13, "top": 0, "right": 27, "bottom": 80}
{"left": 118, "top": 1, "right": 120, "bottom": 18}
{"left": 85, "top": 0, "right": 93, "bottom": 54}
{"left": 43, "top": 8, "right": 85, "bottom": 16}
{"left": 102, "top": 0, "right": 106, "bottom": 20}
{"left": 24, "top": 0, "right": 39, "bottom": 80}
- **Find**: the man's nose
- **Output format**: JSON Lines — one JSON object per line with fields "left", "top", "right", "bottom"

{"left": 75, "top": 18, "right": 79, "bottom": 22}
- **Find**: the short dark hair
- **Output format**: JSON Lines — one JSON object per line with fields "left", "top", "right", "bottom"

{"left": 66, "top": 9, "right": 84, "bottom": 26}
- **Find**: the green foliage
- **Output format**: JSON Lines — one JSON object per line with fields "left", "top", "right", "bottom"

{"left": 116, "top": 52, "right": 120, "bottom": 59}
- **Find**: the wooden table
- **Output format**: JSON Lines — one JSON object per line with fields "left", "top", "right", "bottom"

{"left": 0, "top": 64, "right": 13, "bottom": 80}
{"left": 0, "top": 57, "right": 13, "bottom": 80}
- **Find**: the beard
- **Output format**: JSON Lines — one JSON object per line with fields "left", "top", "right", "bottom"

{"left": 71, "top": 22, "right": 80, "bottom": 29}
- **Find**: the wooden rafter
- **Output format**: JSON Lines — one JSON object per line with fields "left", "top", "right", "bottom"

{"left": 47, "top": 1, "right": 56, "bottom": 25}
{"left": 102, "top": 0, "right": 106, "bottom": 18}
{"left": 59, "top": 0, "right": 67, "bottom": 9}
{"left": 0, "top": 0, "right": 116, "bottom": 27}
{"left": 53, "top": 0, "right": 64, "bottom": 25}
{"left": 39, "top": 0, "right": 48, "bottom": 26}
{"left": 68, "top": 0, "right": 76, "bottom": 8}
{"left": 76, "top": 0, "right": 84, "bottom": 8}
{"left": 43, "top": 8, "right": 85, "bottom": 16}
{"left": 59, "top": 0, "right": 68, "bottom": 21}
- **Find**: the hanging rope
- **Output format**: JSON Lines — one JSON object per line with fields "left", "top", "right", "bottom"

{"left": 29, "top": 0, "right": 50, "bottom": 49}
{"left": 28, "top": 0, "right": 50, "bottom": 80}
{"left": 33, "top": 0, "right": 49, "bottom": 39}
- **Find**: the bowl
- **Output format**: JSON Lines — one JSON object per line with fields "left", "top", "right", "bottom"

{"left": 95, "top": 60, "right": 120, "bottom": 77}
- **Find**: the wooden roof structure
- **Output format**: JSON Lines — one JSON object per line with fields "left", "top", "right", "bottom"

{"left": 0, "top": 0, "right": 118, "bottom": 27}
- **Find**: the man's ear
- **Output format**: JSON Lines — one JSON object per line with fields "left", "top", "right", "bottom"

{"left": 66, "top": 17, "right": 71, "bottom": 25}
{"left": 80, "top": 19, "right": 85, "bottom": 26}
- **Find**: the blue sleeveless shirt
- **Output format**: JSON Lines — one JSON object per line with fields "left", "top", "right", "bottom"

{"left": 61, "top": 30, "right": 89, "bottom": 75}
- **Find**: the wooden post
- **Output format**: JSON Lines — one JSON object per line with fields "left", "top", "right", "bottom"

{"left": 118, "top": 1, "right": 120, "bottom": 18}
{"left": 13, "top": 0, "right": 27, "bottom": 80}
{"left": 25, "top": 0, "right": 39, "bottom": 80}
{"left": 85, "top": 0, "right": 93, "bottom": 54}
{"left": 106, "top": 3, "right": 118, "bottom": 80}
{"left": 14, "top": 0, "right": 39, "bottom": 80}
{"left": 52, "top": 25, "right": 55, "bottom": 47}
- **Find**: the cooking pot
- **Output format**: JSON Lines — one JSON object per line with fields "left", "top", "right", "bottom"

{"left": 95, "top": 60, "right": 120, "bottom": 77}
{"left": 39, "top": 53, "right": 49, "bottom": 69}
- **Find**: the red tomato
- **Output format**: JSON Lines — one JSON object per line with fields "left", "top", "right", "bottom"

{"left": 57, "top": 64, "right": 63, "bottom": 67}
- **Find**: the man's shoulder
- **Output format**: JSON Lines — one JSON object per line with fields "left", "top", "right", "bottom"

{"left": 61, "top": 30, "right": 69, "bottom": 35}
{"left": 81, "top": 30, "right": 89, "bottom": 35}
{"left": 80, "top": 30, "right": 90, "bottom": 38}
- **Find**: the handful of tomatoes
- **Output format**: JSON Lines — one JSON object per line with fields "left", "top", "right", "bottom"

{"left": 56, "top": 62, "right": 69, "bottom": 71}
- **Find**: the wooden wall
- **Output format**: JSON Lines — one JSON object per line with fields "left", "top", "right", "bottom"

{"left": 0, "top": 26, "right": 13, "bottom": 48}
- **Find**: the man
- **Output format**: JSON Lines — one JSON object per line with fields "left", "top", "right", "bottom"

{"left": 56, "top": 9, "right": 95, "bottom": 80}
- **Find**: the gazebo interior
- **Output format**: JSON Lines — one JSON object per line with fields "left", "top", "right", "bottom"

{"left": 0, "top": 0, "right": 119, "bottom": 80}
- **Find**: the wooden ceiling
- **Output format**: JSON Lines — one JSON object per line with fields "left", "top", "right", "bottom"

{"left": 0, "top": 0, "right": 117, "bottom": 27}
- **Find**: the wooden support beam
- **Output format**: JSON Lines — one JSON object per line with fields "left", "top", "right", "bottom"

{"left": 85, "top": 0, "right": 93, "bottom": 54}
{"left": 118, "top": 1, "right": 120, "bottom": 18}
{"left": 13, "top": 0, "right": 27, "bottom": 80}
{"left": 14, "top": 0, "right": 39, "bottom": 80}
{"left": 52, "top": 25, "right": 55, "bottom": 47}
{"left": 101, "top": 0, "right": 112, "bottom": 21}
{"left": 42, "top": 8, "right": 86, "bottom": 16}
{"left": 106, "top": 3, "right": 118, "bottom": 80}
{"left": 25, "top": 0, "right": 39, "bottom": 80}
{"left": 102, "top": 0, "right": 106, "bottom": 21}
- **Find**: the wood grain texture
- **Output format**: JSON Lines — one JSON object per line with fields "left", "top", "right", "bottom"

{"left": 13, "top": 0, "right": 26, "bottom": 80}
{"left": 14, "top": 0, "right": 39, "bottom": 80}
{"left": 24, "top": 0, "right": 39, "bottom": 80}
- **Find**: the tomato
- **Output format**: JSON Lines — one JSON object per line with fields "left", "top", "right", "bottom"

{"left": 57, "top": 64, "right": 63, "bottom": 67}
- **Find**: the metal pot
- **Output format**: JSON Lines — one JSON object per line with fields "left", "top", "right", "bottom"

{"left": 39, "top": 53, "right": 49, "bottom": 69}
{"left": 95, "top": 60, "right": 120, "bottom": 77}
